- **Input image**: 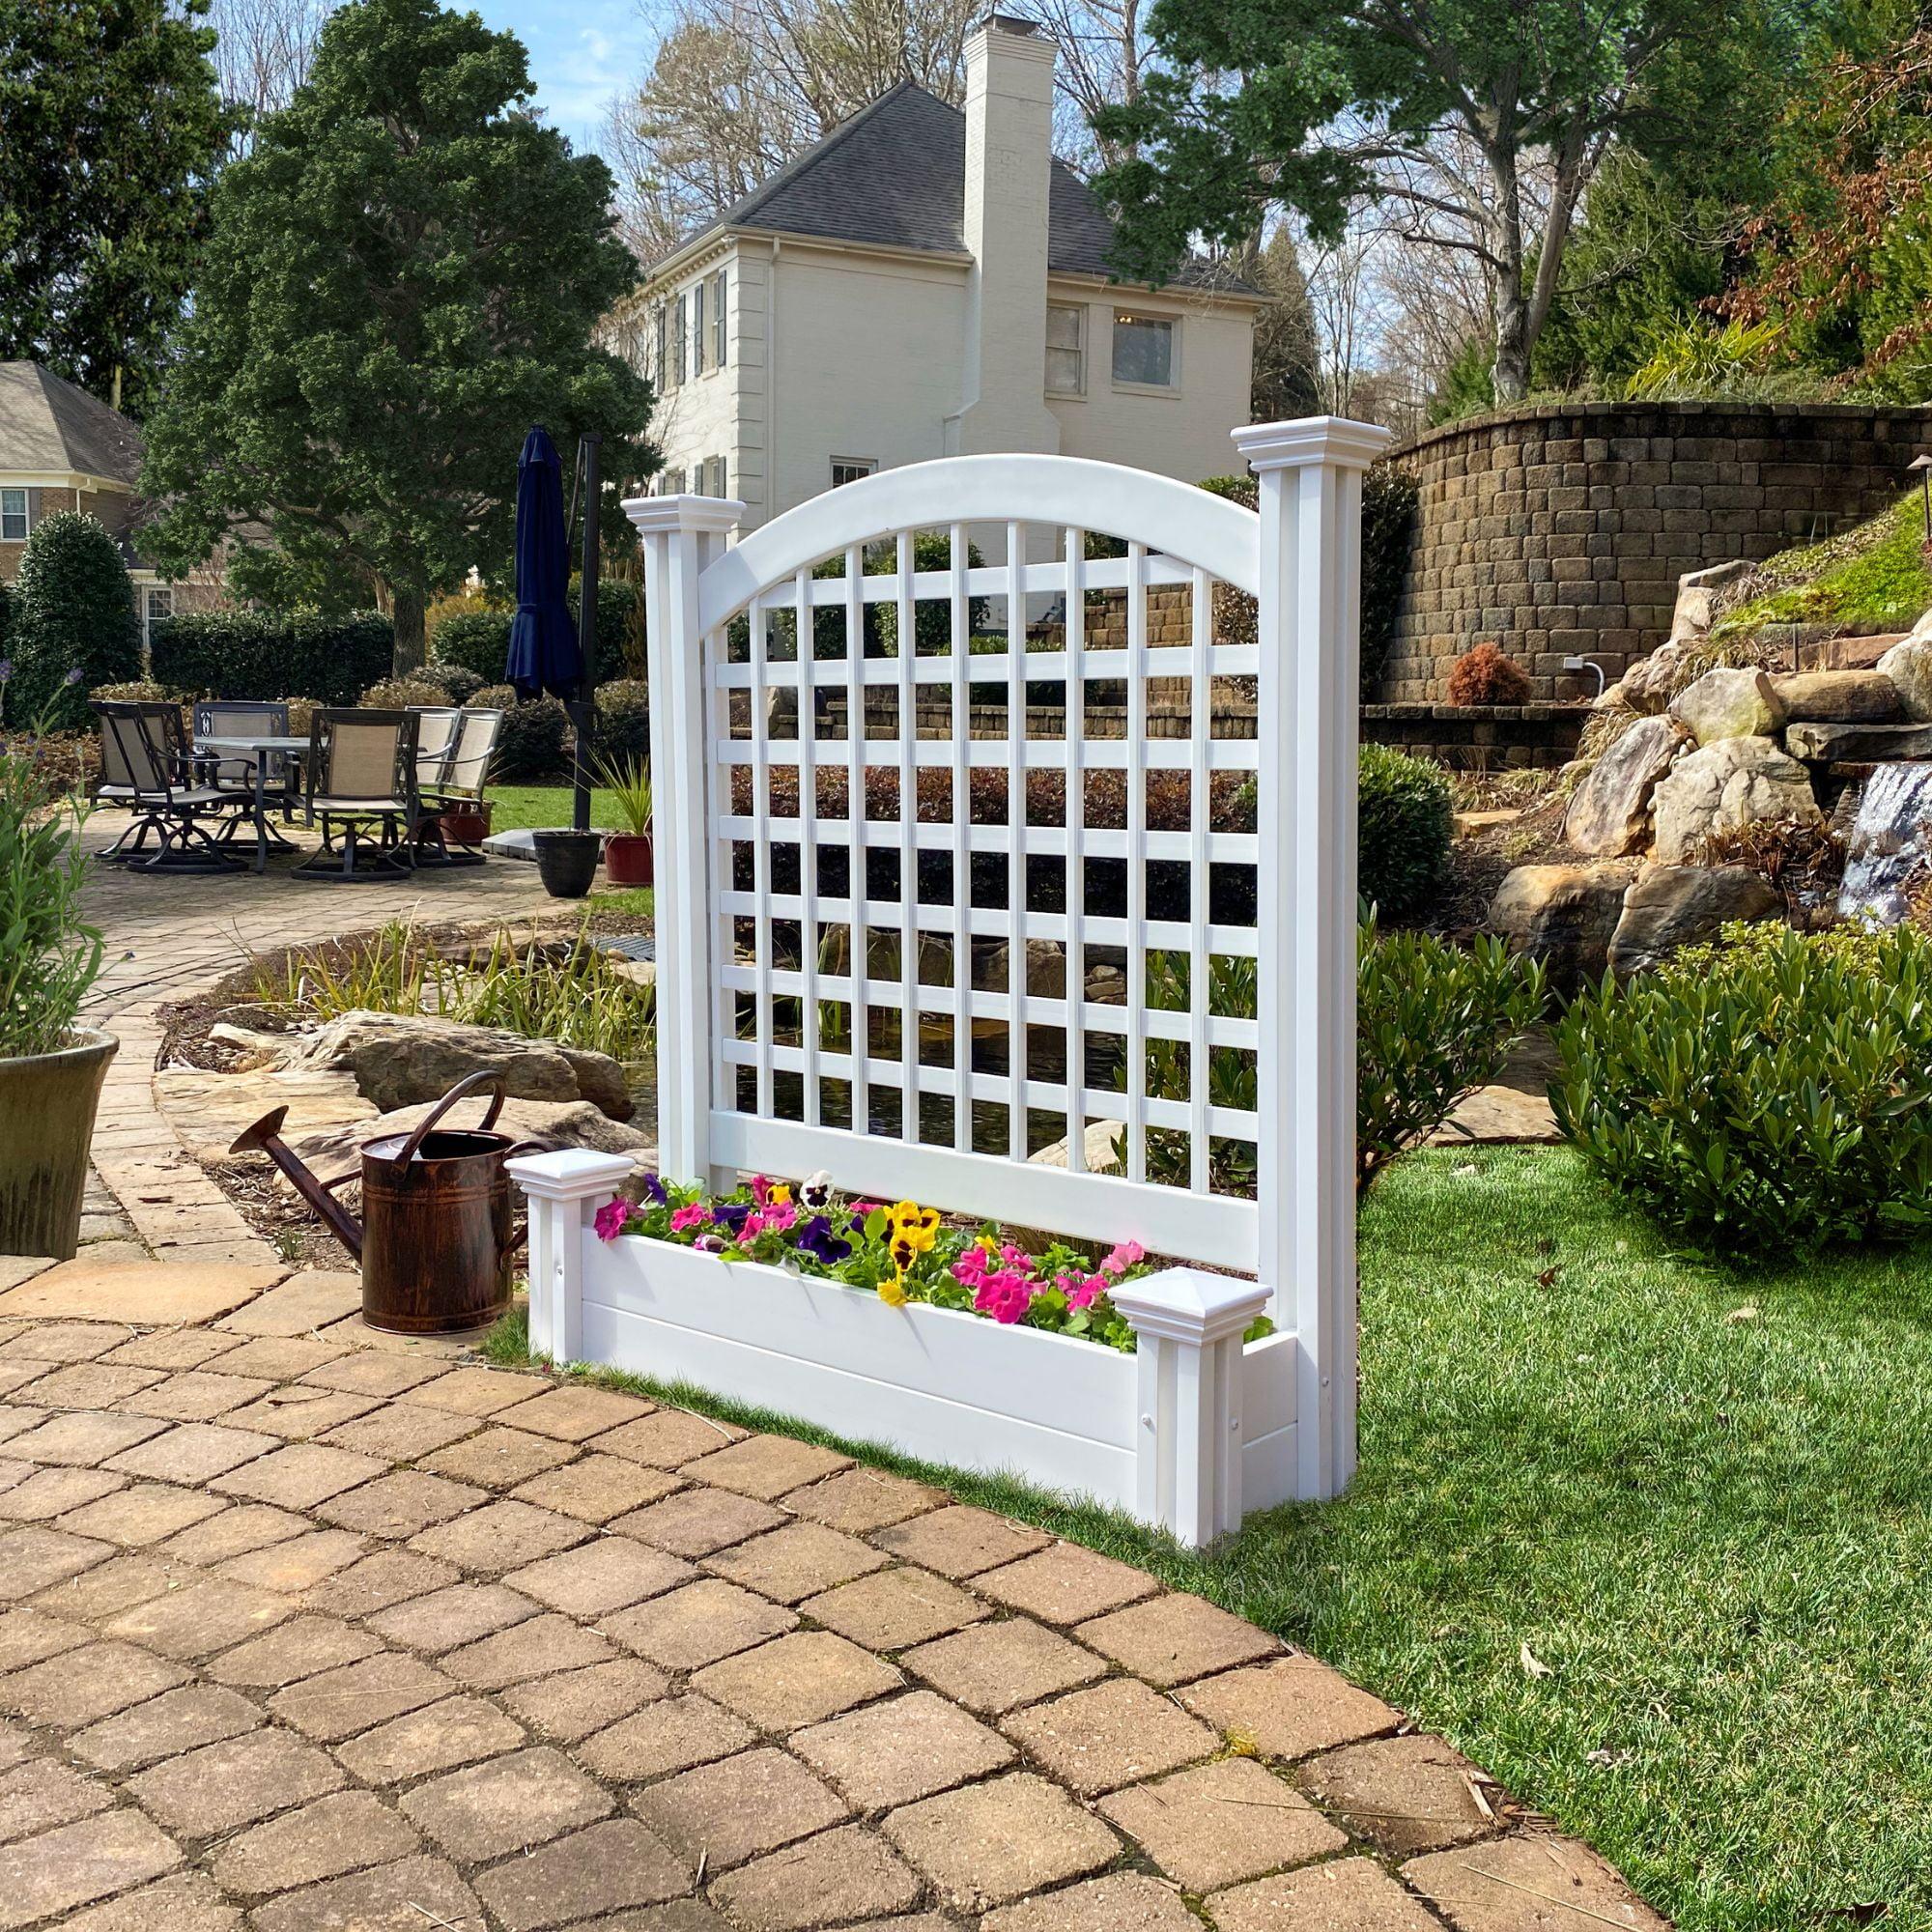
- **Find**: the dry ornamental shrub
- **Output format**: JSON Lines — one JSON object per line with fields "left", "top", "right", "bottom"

{"left": 360, "top": 673, "right": 452, "bottom": 710}
{"left": 1447, "top": 641, "right": 1533, "bottom": 706}
{"left": 1692, "top": 817, "right": 1846, "bottom": 924}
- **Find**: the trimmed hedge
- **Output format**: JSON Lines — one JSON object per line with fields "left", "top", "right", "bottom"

{"left": 433, "top": 577, "right": 637, "bottom": 687}
{"left": 10, "top": 511, "right": 141, "bottom": 726}
{"left": 472, "top": 685, "right": 571, "bottom": 781}
{"left": 592, "top": 679, "right": 649, "bottom": 769}
{"left": 151, "top": 611, "right": 393, "bottom": 705}
{"left": 1358, "top": 743, "right": 1452, "bottom": 922}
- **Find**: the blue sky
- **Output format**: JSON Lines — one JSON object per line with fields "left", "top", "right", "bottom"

{"left": 470, "top": 0, "right": 653, "bottom": 154}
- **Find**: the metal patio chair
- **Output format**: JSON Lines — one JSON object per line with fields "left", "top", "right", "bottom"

{"left": 192, "top": 698, "right": 298, "bottom": 855}
{"left": 92, "top": 700, "right": 247, "bottom": 873}
{"left": 413, "top": 705, "right": 504, "bottom": 868}
{"left": 295, "top": 708, "right": 421, "bottom": 882}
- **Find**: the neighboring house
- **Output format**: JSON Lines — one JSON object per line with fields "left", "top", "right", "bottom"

{"left": 0, "top": 361, "right": 225, "bottom": 652}
{"left": 613, "top": 14, "right": 1262, "bottom": 531}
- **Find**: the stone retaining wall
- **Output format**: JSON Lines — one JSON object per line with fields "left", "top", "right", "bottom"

{"left": 1381, "top": 401, "right": 1932, "bottom": 703}
{"left": 1363, "top": 702, "right": 1588, "bottom": 771}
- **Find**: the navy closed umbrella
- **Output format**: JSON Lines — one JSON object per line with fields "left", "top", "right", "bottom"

{"left": 503, "top": 426, "right": 581, "bottom": 700}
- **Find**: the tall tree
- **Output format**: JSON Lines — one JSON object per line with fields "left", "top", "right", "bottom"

{"left": 208, "top": 0, "right": 337, "bottom": 147}
{"left": 139, "top": 0, "right": 655, "bottom": 672}
{"left": 0, "top": 0, "right": 235, "bottom": 415}
{"left": 1093, "top": 0, "right": 1794, "bottom": 401}
{"left": 1243, "top": 227, "right": 1321, "bottom": 421}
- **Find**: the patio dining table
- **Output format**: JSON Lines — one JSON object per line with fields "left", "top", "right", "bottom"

{"left": 195, "top": 733, "right": 309, "bottom": 873}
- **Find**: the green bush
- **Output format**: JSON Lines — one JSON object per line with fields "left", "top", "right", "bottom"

{"left": 429, "top": 662, "right": 487, "bottom": 704}
{"left": 150, "top": 611, "right": 393, "bottom": 705}
{"left": 1553, "top": 922, "right": 1932, "bottom": 1255}
{"left": 473, "top": 685, "right": 570, "bottom": 781}
{"left": 592, "top": 679, "right": 650, "bottom": 768}
{"left": 360, "top": 673, "right": 451, "bottom": 709}
{"left": 1359, "top": 744, "right": 1452, "bottom": 921}
{"left": 431, "top": 609, "right": 511, "bottom": 683}
{"left": 10, "top": 512, "right": 141, "bottom": 726}
{"left": 0, "top": 729, "right": 101, "bottom": 1056}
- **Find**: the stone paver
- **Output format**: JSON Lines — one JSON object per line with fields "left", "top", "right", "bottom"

{"left": 0, "top": 1236, "right": 1649, "bottom": 1932}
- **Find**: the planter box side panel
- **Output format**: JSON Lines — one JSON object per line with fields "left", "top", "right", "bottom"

{"left": 580, "top": 1240, "right": 1141, "bottom": 1511}
{"left": 1239, "top": 1331, "right": 1300, "bottom": 1515}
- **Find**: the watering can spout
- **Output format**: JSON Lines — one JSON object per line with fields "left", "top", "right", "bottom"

{"left": 230, "top": 1105, "right": 366, "bottom": 1260}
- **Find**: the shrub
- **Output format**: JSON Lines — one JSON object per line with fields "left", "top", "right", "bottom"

{"left": 436, "top": 578, "right": 636, "bottom": 685}
{"left": 360, "top": 673, "right": 450, "bottom": 709}
{"left": 1553, "top": 922, "right": 1932, "bottom": 1255}
{"left": 473, "top": 685, "right": 571, "bottom": 781}
{"left": 0, "top": 726, "right": 102, "bottom": 1056}
{"left": 10, "top": 512, "right": 141, "bottom": 725}
{"left": 428, "top": 662, "right": 487, "bottom": 704}
{"left": 1359, "top": 744, "right": 1452, "bottom": 921}
{"left": 592, "top": 679, "right": 650, "bottom": 768}
{"left": 432, "top": 609, "right": 512, "bottom": 684}
{"left": 150, "top": 611, "right": 393, "bottom": 704}
{"left": 1447, "top": 641, "right": 1533, "bottom": 706}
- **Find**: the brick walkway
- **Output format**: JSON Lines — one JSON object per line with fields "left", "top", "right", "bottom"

{"left": 0, "top": 1285, "right": 1662, "bottom": 1931}
{"left": 78, "top": 827, "right": 554, "bottom": 1264}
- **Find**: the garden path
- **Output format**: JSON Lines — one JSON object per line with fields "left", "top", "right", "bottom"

{"left": 0, "top": 1281, "right": 1664, "bottom": 1931}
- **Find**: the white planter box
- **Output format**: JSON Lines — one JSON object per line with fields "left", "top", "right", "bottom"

{"left": 510, "top": 1150, "right": 1300, "bottom": 1546}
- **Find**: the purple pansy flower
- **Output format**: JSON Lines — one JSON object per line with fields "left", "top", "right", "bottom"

{"left": 795, "top": 1214, "right": 852, "bottom": 1265}
{"left": 639, "top": 1172, "right": 668, "bottom": 1206}
{"left": 712, "top": 1201, "right": 752, "bottom": 1236}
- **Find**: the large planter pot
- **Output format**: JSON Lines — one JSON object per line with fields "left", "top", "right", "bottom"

{"left": 603, "top": 830, "right": 654, "bottom": 888}
{"left": 438, "top": 800, "right": 494, "bottom": 846}
{"left": 531, "top": 829, "right": 603, "bottom": 899}
{"left": 0, "top": 1029, "right": 118, "bottom": 1260}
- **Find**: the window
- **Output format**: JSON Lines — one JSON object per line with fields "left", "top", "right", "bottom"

{"left": 830, "top": 458, "right": 875, "bottom": 489}
{"left": 661, "top": 467, "right": 686, "bottom": 496}
{"left": 0, "top": 489, "right": 25, "bottom": 542}
{"left": 1112, "top": 310, "right": 1175, "bottom": 388}
{"left": 1046, "top": 303, "right": 1085, "bottom": 394}
{"left": 672, "top": 293, "right": 688, "bottom": 385}
{"left": 711, "top": 270, "right": 728, "bottom": 368}
{"left": 702, "top": 455, "right": 728, "bottom": 497}
{"left": 654, "top": 306, "right": 668, "bottom": 392}
{"left": 692, "top": 280, "right": 706, "bottom": 376}
{"left": 140, "top": 585, "right": 172, "bottom": 654}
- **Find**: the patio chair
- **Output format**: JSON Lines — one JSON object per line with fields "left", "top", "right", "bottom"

{"left": 413, "top": 705, "right": 504, "bottom": 868}
{"left": 192, "top": 699, "right": 298, "bottom": 855}
{"left": 295, "top": 708, "right": 421, "bottom": 882}
{"left": 92, "top": 700, "right": 248, "bottom": 873}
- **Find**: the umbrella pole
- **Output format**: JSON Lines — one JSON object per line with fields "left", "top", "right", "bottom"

{"left": 572, "top": 432, "right": 603, "bottom": 836}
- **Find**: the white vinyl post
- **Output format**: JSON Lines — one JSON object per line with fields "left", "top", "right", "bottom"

{"left": 1112, "top": 1267, "right": 1271, "bottom": 1547}
{"left": 1232, "top": 415, "right": 1393, "bottom": 1502}
{"left": 625, "top": 493, "right": 744, "bottom": 1194}
{"left": 506, "top": 1149, "right": 637, "bottom": 1365}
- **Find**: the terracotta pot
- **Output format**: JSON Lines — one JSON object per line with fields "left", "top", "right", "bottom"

{"left": 0, "top": 1029, "right": 118, "bottom": 1259}
{"left": 439, "top": 800, "right": 493, "bottom": 846}
{"left": 532, "top": 829, "right": 603, "bottom": 898}
{"left": 604, "top": 830, "right": 654, "bottom": 887}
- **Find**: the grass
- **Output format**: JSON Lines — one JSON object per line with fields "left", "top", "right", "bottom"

{"left": 492, "top": 1146, "right": 1932, "bottom": 1931}
{"left": 486, "top": 783, "right": 627, "bottom": 833}
{"left": 1715, "top": 489, "right": 1932, "bottom": 639}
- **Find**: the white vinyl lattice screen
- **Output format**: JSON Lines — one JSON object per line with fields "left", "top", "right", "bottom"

{"left": 633, "top": 427, "right": 1390, "bottom": 1500}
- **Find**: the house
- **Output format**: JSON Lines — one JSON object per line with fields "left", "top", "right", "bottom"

{"left": 616, "top": 14, "right": 1262, "bottom": 530}
{"left": 0, "top": 361, "right": 224, "bottom": 650}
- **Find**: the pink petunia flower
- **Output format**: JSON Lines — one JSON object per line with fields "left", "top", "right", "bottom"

{"left": 669, "top": 1205, "right": 711, "bottom": 1235}
{"left": 751, "top": 1175, "right": 774, "bottom": 1208}
{"left": 761, "top": 1202, "right": 797, "bottom": 1233}
{"left": 739, "top": 1213, "right": 766, "bottom": 1241}
{"left": 973, "top": 1269, "right": 1036, "bottom": 1324}
{"left": 593, "top": 1198, "right": 632, "bottom": 1242}
{"left": 952, "top": 1246, "right": 991, "bottom": 1287}
{"left": 1099, "top": 1240, "right": 1145, "bottom": 1277}
{"left": 1062, "top": 1272, "right": 1108, "bottom": 1310}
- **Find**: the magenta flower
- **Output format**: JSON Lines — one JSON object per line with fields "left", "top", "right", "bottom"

{"left": 669, "top": 1204, "right": 711, "bottom": 1235}
{"left": 1062, "top": 1272, "right": 1108, "bottom": 1310}
{"left": 952, "top": 1245, "right": 991, "bottom": 1287}
{"left": 973, "top": 1269, "right": 1035, "bottom": 1324}
{"left": 1099, "top": 1240, "right": 1145, "bottom": 1277}
{"left": 594, "top": 1198, "right": 632, "bottom": 1242}
{"left": 761, "top": 1202, "right": 797, "bottom": 1232}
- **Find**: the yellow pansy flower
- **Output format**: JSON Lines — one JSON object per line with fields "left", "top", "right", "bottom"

{"left": 878, "top": 1269, "right": 909, "bottom": 1307}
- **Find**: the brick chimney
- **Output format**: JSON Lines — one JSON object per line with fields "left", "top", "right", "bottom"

{"left": 955, "top": 12, "right": 1061, "bottom": 455}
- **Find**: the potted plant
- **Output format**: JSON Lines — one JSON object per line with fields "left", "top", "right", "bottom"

{"left": 0, "top": 681, "right": 116, "bottom": 1258}
{"left": 596, "top": 753, "right": 653, "bottom": 888}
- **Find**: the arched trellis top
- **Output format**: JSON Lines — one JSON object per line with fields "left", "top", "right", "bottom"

{"left": 688, "top": 453, "right": 1262, "bottom": 638}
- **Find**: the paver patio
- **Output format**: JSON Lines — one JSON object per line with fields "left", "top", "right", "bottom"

{"left": 0, "top": 1292, "right": 1665, "bottom": 1929}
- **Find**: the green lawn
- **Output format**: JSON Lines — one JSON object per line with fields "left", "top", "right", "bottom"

{"left": 486, "top": 783, "right": 626, "bottom": 833}
{"left": 494, "top": 1148, "right": 1932, "bottom": 1929}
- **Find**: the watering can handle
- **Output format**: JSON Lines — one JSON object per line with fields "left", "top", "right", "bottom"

{"left": 395, "top": 1070, "right": 508, "bottom": 1165}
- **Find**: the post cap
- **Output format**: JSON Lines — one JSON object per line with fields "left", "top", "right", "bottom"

{"left": 622, "top": 495, "right": 746, "bottom": 538}
{"left": 1108, "top": 1266, "right": 1271, "bottom": 1347}
{"left": 1233, "top": 416, "right": 1394, "bottom": 474}
{"left": 506, "top": 1149, "right": 639, "bottom": 1202}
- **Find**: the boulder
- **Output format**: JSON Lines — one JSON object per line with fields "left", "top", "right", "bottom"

{"left": 1839, "top": 763, "right": 1932, "bottom": 925}
{"left": 1488, "top": 864, "right": 1635, "bottom": 995}
{"left": 1667, "top": 583, "right": 1717, "bottom": 645}
{"left": 1606, "top": 867, "right": 1781, "bottom": 977}
{"left": 1768, "top": 670, "right": 1902, "bottom": 724}
{"left": 1667, "top": 668, "right": 1784, "bottom": 746}
{"left": 1878, "top": 639, "right": 1932, "bottom": 722}
{"left": 1650, "top": 737, "right": 1822, "bottom": 864}
{"left": 292, "top": 1098, "right": 651, "bottom": 1187}
{"left": 1563, "top": 716, "right": 1690, "bottom": 857}
{"left": 1784, "top": 720, "right": 1932, "bottom": 762}
{"left": 277, "top": 1010, "right": 634, "bottom": 1122}
{"left": 1620, "top": 645, "right": 1684, "bottom": 715}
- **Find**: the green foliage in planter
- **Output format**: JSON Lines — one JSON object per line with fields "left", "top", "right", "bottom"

{"left": 1144, "top": 913, "right": 1544, "bottom": 1198}
{"left": 472, "top": 684, "right": 570, "bottom": 781}
{"left": 150, "top": 611, "right": 393, "bottom": 705}
{"left": 1359, "top": 743, "right": 1452, "bottom": 921}
{"left": 1553, "top": 922, "right": 1932, "bottom": 1255}
{"left": 0, "top": 724, "right": 103, "bottom": 1056}
{"left": 10, "top": 512, "right": 141, "bottom": 726}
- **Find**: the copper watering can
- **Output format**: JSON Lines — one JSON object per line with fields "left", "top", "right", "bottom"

{"left": 232, "top": 1070, "right": 534, "bottom": 1335}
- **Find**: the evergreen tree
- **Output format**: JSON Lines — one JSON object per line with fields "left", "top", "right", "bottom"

{"left": 138, "top": 0, "right": 655, "bottom": 672}
{"left": 11, "top": 513, "right": 141, "bottom": 727}
{"left": 0, "top": 0, "right": 235, "bottom": 416}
